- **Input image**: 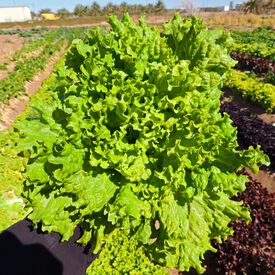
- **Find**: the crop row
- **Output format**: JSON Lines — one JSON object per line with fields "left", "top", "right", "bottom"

{"left": 0, "top": 28, "right": 86, "bottom": 104}
{"left": 0, "top": 27, "right": 48, "bottom": 38}
{"left": 1, "top": 28, "right": 53, "bottom": 67}
{"left": 230, "top": 52, "right": 275, "bottom": 85}
{"left": 230, "top": 27, "right": 275, "bottom": 61}
{"left": 213, "top": 171, "right": 274, "bottom": 275}
{"left": 224, "top": 70, "right": 275, "bottom": 113}
{"left": 221, "top": 100, "right": 275, "bottom": 166}
{"left": 231, "top": 52, "right": 275, "bottom": 75}
{"left": 231, "top": 42, "right": 275, "bottom": 61}
{"left": 0, "top": 32, "right": 63, "bottom": 103}
{"left": 11, "top": 27, "right": 85, "bottom": 63}
{"left": 230, "top": 27, "right": 275, "bottom": 49}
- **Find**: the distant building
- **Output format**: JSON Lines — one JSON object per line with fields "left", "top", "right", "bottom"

{"left": 0, "top": 6, "right": 32, "bottom": 23}
{"left": 235, "top": 4, "right": 242, "bottom": 10}
{"left": 224, "top": 5, "right": 230, "bottom": 11}
{"left": 200, "top": 6, "right": 230, "bottom": 12}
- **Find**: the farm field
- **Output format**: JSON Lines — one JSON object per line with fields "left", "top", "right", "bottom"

{"left": 0, "top": 13, "right": 274, "bottom": 275}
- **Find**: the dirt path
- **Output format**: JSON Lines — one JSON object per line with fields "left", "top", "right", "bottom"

{"left": 0, "top": 49, "right": 65, "bottom": 132}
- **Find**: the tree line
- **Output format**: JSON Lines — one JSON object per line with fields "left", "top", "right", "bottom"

{"left": 36, "top": 0, "right": 274, "bottom": 18}
{"left": 242, "top": 0, "right": 274, "bottom": 14}
{"left": 38, "top": 1, "right": 166, "bottom": 17}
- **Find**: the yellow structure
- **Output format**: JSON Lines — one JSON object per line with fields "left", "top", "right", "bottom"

{"left": 41, "top": 13, "right": 60, "bottom": 20}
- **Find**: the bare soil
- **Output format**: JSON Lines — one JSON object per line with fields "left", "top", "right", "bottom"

{"left": 0, "top": 49, "right": 65, "bottom": 131}
{"left": 0, "top": 34, "right": 25, "bottom": 64}
{"left": 247, "top": 167, "right": 275, "bottom": 193}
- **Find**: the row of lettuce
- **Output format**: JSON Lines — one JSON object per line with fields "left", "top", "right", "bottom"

{"left": 0, "top": 27, "right": 49, "bottom": 38}
{"left": 225, "top": 70, "right": 275, "bottom": 112}
{"left": 230, "top": 26, "right": 275, "bottom": 61}
{"left": 0, "top": 14, "right": 271, "bottom": 275}
{"left": 226, "top": 26, "right": 275, "bottom": 113}
{"left": 0, "top": 27, "right": 87, "bottom": 103}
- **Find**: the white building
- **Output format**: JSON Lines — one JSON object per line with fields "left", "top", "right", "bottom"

{"left": 0, "top": 6, "right": 32, "bottom": 23}
{"left": 224, "top": 5, "right": 230, "bottom": 11}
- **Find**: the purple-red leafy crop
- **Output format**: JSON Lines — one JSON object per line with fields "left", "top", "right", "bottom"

{"left": 231, "top": 52, "right": 275, "bottom": 75}
{"left": 221, "top": 100, "right": 275, "bottom": 166}
{"left": 213, "top": 171, "right": 275, "bottom": 275}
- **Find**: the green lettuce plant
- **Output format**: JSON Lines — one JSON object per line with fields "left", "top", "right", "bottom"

{"left": 225, "top": 69, "right": 275, "bottom": 113}
{"left": 14, "top": 14, "right": 269, "bottom": 273}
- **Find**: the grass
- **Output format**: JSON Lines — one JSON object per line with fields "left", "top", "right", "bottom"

{"left": 200, "top": 12, "right": 275, "bottom": 29}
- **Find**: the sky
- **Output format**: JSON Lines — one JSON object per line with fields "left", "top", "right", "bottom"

{"left": 0, "top": 0, "right": 244, "bottom": 12}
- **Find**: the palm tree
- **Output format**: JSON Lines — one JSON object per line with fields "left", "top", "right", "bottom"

{"left": 145, "top": 3, "right": 155, "bottom": 13}
{"left": 155, "top": 0, "right": 166, "bottom": 13}
{"left": 74, "top": 4, "right": 88, "bottom": 17}
{"left": 118, "top": 2, "right": 129, "bottom": 15}
{"left": 243, "top": 0, "right": 260, "bottom": 13}
{"left": 242, "top": 0, "right": 275, "bottom": 13}
{"left": 57, "top": 8, "right": 70, "bottom": 18}
{"left": 39, "top": 8, "right": 52, "bottom": 15}
{"left": 89, "top": 2, "right": 101, "bottom": 16}
{"left": 103, "top": 2, "right": 117, "bottom": 15}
